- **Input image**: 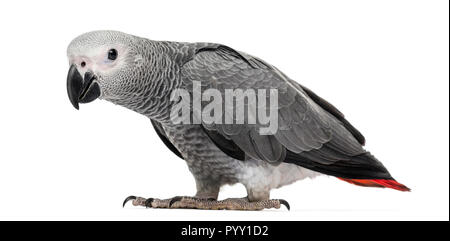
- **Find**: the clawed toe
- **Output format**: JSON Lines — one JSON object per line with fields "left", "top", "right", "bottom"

{"left": 122, "top": 195, "right": 290, "bottom": 211}
{"left": 279, "top": 199, "right": 290, "bottom": 211}
{"left": 169, "top": 196, "right": 184, "bottom": 208}
{"left": 122, "top": 195, "right": 137, "bottom": 207}
{"left": 145, "top": 198, "right": 154, "bottom": 208}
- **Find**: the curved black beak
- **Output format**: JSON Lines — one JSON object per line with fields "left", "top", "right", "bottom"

{"left": 67, "top": 65, "right": 101, "bottom": 110}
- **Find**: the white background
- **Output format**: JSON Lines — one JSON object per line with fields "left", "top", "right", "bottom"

{"left": 0, "top": 0, "right": 448, "bottom": 221}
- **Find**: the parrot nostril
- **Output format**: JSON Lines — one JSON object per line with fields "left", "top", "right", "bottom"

{"left": 81, "top": 61, "right": 86, "bottom": 68}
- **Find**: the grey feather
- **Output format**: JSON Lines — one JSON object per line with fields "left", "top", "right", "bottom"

{"left": 180, "top": 44, "right": 357, "bottom": 164}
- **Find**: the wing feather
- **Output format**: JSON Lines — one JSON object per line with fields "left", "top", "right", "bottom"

{"left": 179, "top": 44, "right": 392, "bottom": 179}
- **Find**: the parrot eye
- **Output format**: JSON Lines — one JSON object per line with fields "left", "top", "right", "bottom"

{"left": 108, "top": 49, "right": 118, "bottom": 61}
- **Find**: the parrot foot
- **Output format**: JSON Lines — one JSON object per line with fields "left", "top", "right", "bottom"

{"left": 123, "top": 196, "right": 290, "bottom": 211}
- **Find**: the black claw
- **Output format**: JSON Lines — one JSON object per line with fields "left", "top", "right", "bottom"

{"left": 145, "top": 198, "right": 154, "bottom": 208}
{"left": 279, "top": 199, "right": 290, "bottom": 211}
{"left": 169, "top": 196, "right": 183, "bottom": 208}
{"left": 123, "top": 196, "right": 136, "bottom": 208}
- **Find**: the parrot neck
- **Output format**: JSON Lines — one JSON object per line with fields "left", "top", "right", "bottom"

{"left": 106, "top": 40, "right": 199, "bottom": 124}
{"left": 108, "top": 88, "right": 180, "bottom": 124}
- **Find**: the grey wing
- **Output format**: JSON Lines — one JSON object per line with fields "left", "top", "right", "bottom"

{"left": 151, "top": 119, "right": 184, "bottom": 160}
{"left": 289, "top": 80, "right": 365, "bottom": 146}
{"left": 180, "top": 45, "right": 366, "bottom": 166}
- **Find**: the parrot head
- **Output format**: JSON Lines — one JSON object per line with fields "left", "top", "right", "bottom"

{"left": 66, "top": 30, "right": 151, "bottom": 110}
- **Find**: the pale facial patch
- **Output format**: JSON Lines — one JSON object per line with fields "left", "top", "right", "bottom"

{"left": 67, "top": 44, "right": 128, "bottom": 78}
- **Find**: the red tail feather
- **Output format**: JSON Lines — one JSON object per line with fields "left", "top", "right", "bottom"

{"left": 338, "top": 178, "right": 410, "bottom": 191}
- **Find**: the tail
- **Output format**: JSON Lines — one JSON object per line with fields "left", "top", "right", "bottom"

{"left": 338, "top": 178, "right": 410, "bottom": 192}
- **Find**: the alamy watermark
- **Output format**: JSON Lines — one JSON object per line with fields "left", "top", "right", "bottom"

{"left": 169, "top": 81, "right": 279, "bottom": 135}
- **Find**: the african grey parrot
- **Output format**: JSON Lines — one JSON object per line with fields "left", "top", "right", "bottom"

{"left": 66, "top": 30, "right": 409, "bottom": 211}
